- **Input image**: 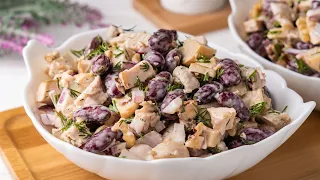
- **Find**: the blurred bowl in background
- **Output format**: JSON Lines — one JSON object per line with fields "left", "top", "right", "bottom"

{"left": 160, "top": 0, "right": 226, "bottom": 15}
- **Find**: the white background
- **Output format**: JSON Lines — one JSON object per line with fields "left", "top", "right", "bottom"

{"left": 0, "top": 0, "right": 238, "bottom": 179}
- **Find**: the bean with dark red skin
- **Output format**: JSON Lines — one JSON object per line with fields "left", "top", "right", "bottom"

{"left": 225, "top": 136, "right": 244, "bottom": 149}
{"left": 147, "top": 72, "right": 172, "bottom": 102}
{"left": 91, "top": 54, "right": 111, "bottom": 75}
{"left": 148, "top": 29, "right": 175, "bottom": 55}
{"left": 215, "top": 91, "right": 250, "bottom": 121}
{"left": 194, "top": 82, "right": 223, "bottom": 104}
{"left": 81, "top": 127, "right": 118, "bottom": 154}
{"left": 295, "top": 42, "right": 313, "bottom": 50}
{"left": 247, "top": 32, "right": 268, "bottom": 58}
{"left": 218, "top": 59, "right": 241, "bottom": 86}
{"left": 73, "top": 105, "right": 111, "bottom": 126}
{"left": 144, "top": 51, "right": 165, "bottom": 70}
{"left": 312, "top": 0, "right": 320, "bottom": 9}
{"left": 122, "top": 60, "right": 136, "bottom": 70}
{"left": 161, "top": 89, "right": 187, "bottom": 111}
{"left": 84, "top": 35, "right": 103, "bottom": 57}
{"left": 104, "top": 73, "right": 124, "bottom": 98}
{"left": 240, "top": 127, "right": 274, "bottom": 144}
{"left": 165, "top": 49, "right": 182, "bottom": 72}
{"left": 155, "top": 71, "right": 173, "bottom": 84}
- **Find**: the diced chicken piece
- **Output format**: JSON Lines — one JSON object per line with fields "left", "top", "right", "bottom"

{"left": 240, "top": 67, "right": 266, "bottom": 90}
{"left": 227, "top": 117, "right": 241, "bottom": 136}
{"left": 243, "top": 120, "right": 258, "bottom": 129}
{"left": 244, "top": 19, "right": 264, "bottom": 33}
{"left": 106, "top": 25, "right": 121, "bottom": 40}
{"left": 38, "top": 106, "right": 56, "bottom": 126}
{"left": 162, "top": 97, "right": 183, "bottom": 114}
{"left": 47, "top": 53, "right": 78, "bottom": 78}
{"left": 60, "top": 121, "right": 87, "bottom": 147}
{"left": 114, "top": 95, "right": 139, "bottom": 118}
{"left": 190, "top": 35, "right": 208, "bottom": 45}
{"left": 207, "top": 107, "right": 237, "bottom": 134}
{"left": 249, "top": 1, "right": 262, "bottom": 19}
{"left": 131, "top": 87, "right": 145, "bottom": 104}
{"left": 119, "top": 60, "right": 156, "bottom": 89}
{"left": 216, "top": 141, "right": 228, "bottom": 152}
{"left": 129, "top": 101, "right": 160, "bottom": 134}
{"left": 180, "top": 39, "right": 216, "bottom": 66}
{"left": 261, "top": 112, "right": 291, "bottom": 130}
{"left": 189, "top": 63, "right": 216, "bottom": 77}
{"left": 267, "top": 28, "right": 300, "bottom": 40}
{"left": 77, "top": 60, "right": 92, "bottom": 73}
{"left": 147, "top": 140, "right": 190, "bottom": 160}
{"left": 110, "top": 32, "right": 151, "bottom": 51}
{"left": 36, "top": 80, "right": 60, "bottom": 104}
{"left": 119, "top": 149, "right": 142, "bottom": 160}
{"left": 162, "top": 124, "right": 174, "bottom": 142}
{"left": 299, "top": 47, "right": 320, "bottom": 72}
{"left": 55, "top": 88, "right": 76, "bottom": 118}
{"left": 242, "top": 88, "right": 272, "bottom": 111}
{"left": 154, "top": 120, "right": 166, "bottom": 132}
{"left": 309, "top": 28, "right": 320, "bottom": 45}
{"left": 129, "top": 144, "right": 152, "bottom": 160}
{"left": 105, "top": 111, "right": 121, "bottom": 126}
{"left": 228, "top": 82, "right": 248, "bottom": 97}
{"left": 112, "top": 120, "right": 136, "bottom": 148}
{"left": 202, "top": 127, "right": 222, "bottom": 148}
{"left": 296, "top": 17, "right": 310, "bottom": 43}
{"left": 53, "top": 70, "right": 74, "bottom": 88}
{"left": 45, "top": 51, "right": 60, "bottom": 63}
{"left": 298, "top": 0, "right": 312, "bottom": 13}
{"left": 173, "top": 66, "right": 200, "bottom": 93}
{"left": 74, "top": 76, "right": 109, "bottom": 108}
{"left": 178, "top": 100, "right": 197, "bottom": 130}
{"left": 196, "top": 57, "right": 217, "bottom": 69}
{"left": 170, "top": 123, "right": 186, "bottom": 144}
{"left": 137, "top": 131, "right": 163, "bottom": 148}
{"left": 69, "top": 73, "right": 95, "bottom": 93}
{"left": 131, "top": 53, "right": 141, "bottom": 63}
{"left": 270, "top": 3, "right": 293, "bottom": 21}
{"left": 185, "top": 122, "right": 205, "bottom": 150}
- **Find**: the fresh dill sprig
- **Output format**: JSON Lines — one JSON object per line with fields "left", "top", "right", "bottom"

{"left": 200, "top": 73, "right": 210, "bottom": 86}
{"left": 296, "top": 59, "right": 311, "bottom": 74}
{"left": 248, "top": 69, "right": 257, "bottom": 82}
{"left": 249, "top": 102, "right": 267, "bottom": 116}
{"left": 113, "top": 45, "right": 124, "bottom": 58}
{"left": 177, "top": 40, "right": 184, "bottom": 48}
{"left": 69, "top": 88, "right": 81, "bottom": 98}
{"left": 140, "top": 62, "right": 150, "bottom": 72}
{"left": 196, "top": 107, "right": 212, "bottom": 128}
{"left": 56, "top": 77, "right": 61, "bottom": 90}
{"left": 74, "top": 121, "right": 92, "bottom": 138}
{"left": 273, "top": 21, "right": 281, "bottom": 28}
{"left": 54, "top": 94, "right": 59, "bottom": 104}
{"left": 55, "top": 111, "right": 73, "bottom": 132}
{"left": 109, "top": 100, "right": 119, "bottom": 113}
{"left": 196, "top": 53, "right": 211, "bottom": 63}
{"left": 167, "top": 83, "right": 184, "bottom": 91}
{"left": 113, "top": 61, "right": 123, "bottom": 71}
{"left": 119, "top": 117, "right": 133, "bottom": 125}
{"left": 281, "top": 105, "right": 288, "bottom": 113}
{"left": 135, "top": 77, "right": 144, "bottom": 91}
{"left": 70, "top": 48, "right": 85, "bottom": 58}
{"left": 216, "top": 68, "right": 224, "bottom": 79}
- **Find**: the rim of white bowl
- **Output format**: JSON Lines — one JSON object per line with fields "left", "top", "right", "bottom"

{"left": 22, "top": 28, "right": 316, "bottom": 164}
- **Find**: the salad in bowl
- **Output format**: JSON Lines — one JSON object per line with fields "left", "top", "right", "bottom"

{"left": 228, "top": 0, "right": 320, "bottom": 110}
{"left": 23, "top": 26, "right": 315, "bottom": 180}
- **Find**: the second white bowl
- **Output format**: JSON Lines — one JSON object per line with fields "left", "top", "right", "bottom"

{"left": 228, "top": 0, "right": 320, "bottom": 110}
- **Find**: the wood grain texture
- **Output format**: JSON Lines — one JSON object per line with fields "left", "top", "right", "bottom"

{"left": 0, "top": 107, "right": 319, "bottom": 180}
{"left": 133, "top": 0, "right": 231, "bottom": 35}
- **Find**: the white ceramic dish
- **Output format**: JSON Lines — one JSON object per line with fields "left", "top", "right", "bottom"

{"left": 228, "top": 0, "right": 320, "bottom": 110}
{"left": 160, "top": 0, "right": 226, "bottom": 15}
{"left": 23, "top": 28, "right": 315, "bottom": 180}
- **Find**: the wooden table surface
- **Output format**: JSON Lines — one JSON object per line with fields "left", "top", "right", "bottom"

{"left": 0, "top": 107, "right": 319, "bottom": 180}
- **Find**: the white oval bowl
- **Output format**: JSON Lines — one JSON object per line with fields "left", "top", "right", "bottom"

{"left": 228, "top": 0, "right": 320, "bottom": 110}
{"left": 23, "top": 28, "right": 315, "bottom": 180}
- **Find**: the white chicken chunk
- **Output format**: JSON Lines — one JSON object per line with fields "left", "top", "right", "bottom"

{"left": 55, "top": 88, "right": 76, "bottom": 118}
{"left": 36, "top": 80, "right": 60, "bottom": 105}
{"left": 147, "top": 140, "right": 190, "bottom": 160}
{"left": 109, "top": 32, "right": 151, "bottom": 51}
{"left": 242, "top": 88, "right": 272, "bottom": 111}
{"left": 47, "top": 52, "right": 78, "bottom": 78}
{"left": 178, "top": 100, "right": 197, "bottom": 130}
{"left": 119, "top": 149, "right": 142, "bottom": 160}
{"left": 298, "top": 47, "right": 320, "bottom": 72}
{"left": 74, "top": 76, "right": 109, "bottom": 108}
{"left": 112, "top": 120, "right": 136, "bottom": 148}
{"left": 207, "top": 107, "right": 237, "bottom": 134}
{"left": 129, "top": 101, "right": 160, "bottom": 134}
{"left": 261, "top": 112, "right": 291, "bottom": 130}
{"left": 129, "top": 144, "right": 152, "bottom": 160}
{"left": 173, "top": 66, "right": 200, "bottom": 93}
{"left": 228, "top": 82, "right": 248, "bottom": 97}
{"left": 119, "top": 61, "right": 156, "bottom": 89}
{"left": 190, "top": 35, "right": 208, "bottom": 45}
{"left": 243, "top": 19, "right": 264, "bottom": 33}
{"left": 240, "top": 67, "right": 266, "bottom": 90}
{"left": 77, "top": 60, "right": 92, "bottom": 73}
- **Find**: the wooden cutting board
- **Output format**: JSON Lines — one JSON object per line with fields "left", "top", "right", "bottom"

{"left": 133, "top": 0, "right": 231, "bottom": 35}
{"left": 0, "top": 107, "right": 320, "bottom": 180}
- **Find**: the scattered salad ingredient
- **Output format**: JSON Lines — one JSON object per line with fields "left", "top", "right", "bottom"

{"left": 244, "top": 0, "right": 320, "bottom": 77}
{"left": 36, "top": 26, "right": 291, "bottom": 160}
